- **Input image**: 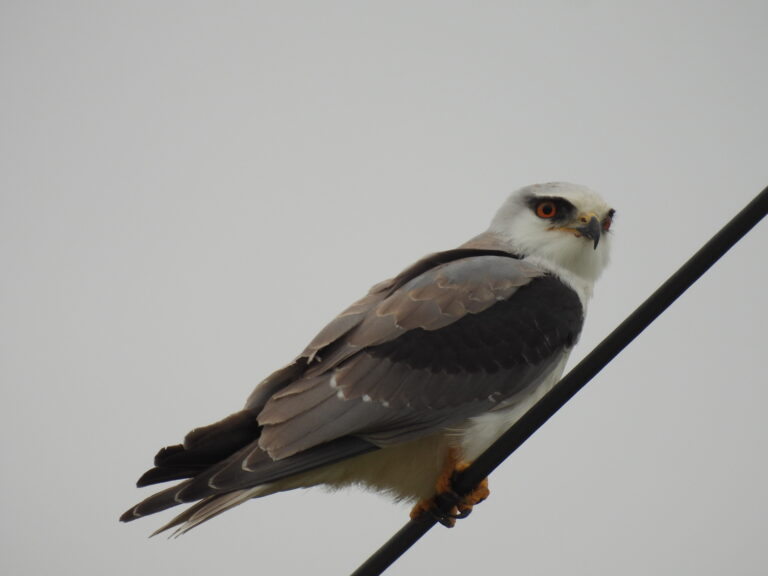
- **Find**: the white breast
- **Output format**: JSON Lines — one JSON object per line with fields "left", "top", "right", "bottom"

{"left": 459, "top": 353, "right": 571, "bottom": 461}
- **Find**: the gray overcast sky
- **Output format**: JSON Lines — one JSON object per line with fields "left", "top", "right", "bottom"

{"left": 1, "top": 2, "right": 766, "bottom": 575}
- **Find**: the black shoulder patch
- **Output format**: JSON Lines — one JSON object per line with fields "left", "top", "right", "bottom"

{"left": 369, "top": 275, "right": 584, "bottom": 374}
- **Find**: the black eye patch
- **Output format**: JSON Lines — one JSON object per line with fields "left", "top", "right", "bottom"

{"left": 526, "top": 196, "right": 577, "bottom": 222}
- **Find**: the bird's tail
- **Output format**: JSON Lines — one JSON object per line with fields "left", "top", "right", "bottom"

{"left": 120, "top": 408, "right": 376, "bottom": 533}
{"left": 151, "top": 485, "right": 272, "bottom": 537}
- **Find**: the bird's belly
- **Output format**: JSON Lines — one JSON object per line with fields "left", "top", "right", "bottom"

{"left": 314, "top": 434, "right": 452, "bottom": 501}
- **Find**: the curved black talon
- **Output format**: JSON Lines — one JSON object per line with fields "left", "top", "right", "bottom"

{"left": 429, "top": 491, "right": 473, "bottom": 527}
{"left": 452, "top": 508, "right": 473, "bottom": 520}
{"left": 429, "top": 506, "right": 474, "bottom": 527}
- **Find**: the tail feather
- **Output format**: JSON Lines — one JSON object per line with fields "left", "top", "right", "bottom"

{"left": 152, "top": 487, "right": 269, "bottom": 537}
{"left": 120, "top": 480, "right": 192, "bottom": 522}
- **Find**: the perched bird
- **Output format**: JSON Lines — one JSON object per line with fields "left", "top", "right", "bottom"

{"left": 121, "top": 182, "right": 615, "bottom": 535}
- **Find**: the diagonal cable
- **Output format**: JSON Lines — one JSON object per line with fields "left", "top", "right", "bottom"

{"left": 351, "top": 185, "right": 768, "bottom": 576}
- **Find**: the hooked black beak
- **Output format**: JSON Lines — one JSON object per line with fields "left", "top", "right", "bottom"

{"left": 576, "top": 215, "right": 601, "bottom": 249}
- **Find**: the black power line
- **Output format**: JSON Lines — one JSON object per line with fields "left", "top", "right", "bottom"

{"left": 351, "top": 185, "right": 768, "bottom": 576}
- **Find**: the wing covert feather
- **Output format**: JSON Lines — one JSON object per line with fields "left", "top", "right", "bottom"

{"left": 257, "top": 258, "right": 582, "bottom": 460}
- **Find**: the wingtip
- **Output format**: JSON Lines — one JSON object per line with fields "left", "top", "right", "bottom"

{"left": 136, "top": 466, "right": 195, "bottom": 487}
{"left": 119, "top": 507, "right": 140, "bottom": 523}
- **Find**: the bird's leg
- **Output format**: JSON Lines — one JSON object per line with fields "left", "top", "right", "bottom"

{"left": 409, "top": 447, "right": 490, "bottom": 528}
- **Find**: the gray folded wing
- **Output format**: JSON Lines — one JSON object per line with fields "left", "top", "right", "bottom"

{"left": 255, "top": 253, "right": 583, "bottom": 460}
{"left": 122, "top": 249, "right": 585, "bottom": 526}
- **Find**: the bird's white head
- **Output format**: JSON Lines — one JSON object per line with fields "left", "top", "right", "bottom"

{"left": 485, "top": 183, "right": 615, "bottom": 286}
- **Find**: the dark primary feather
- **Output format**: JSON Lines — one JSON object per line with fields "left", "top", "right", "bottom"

{"left": 134, "top": 361, "right": 311, "bottom": 491}
{"left": 136, "top": 411, "right": 261, "bottom": 487}
{"left": 121, "top": 248, "right": 583, "bottom": 527}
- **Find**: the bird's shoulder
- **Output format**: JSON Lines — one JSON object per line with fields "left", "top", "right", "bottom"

{"left": 246, "top": 248, "right": 576, "bottom": 412}
{"left": 302, "top": 248, "right": 542, "bottom": 368}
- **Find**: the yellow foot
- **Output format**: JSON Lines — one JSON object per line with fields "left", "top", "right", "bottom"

{"left": 409, "top": 448, "right": 491, "bottom": 528}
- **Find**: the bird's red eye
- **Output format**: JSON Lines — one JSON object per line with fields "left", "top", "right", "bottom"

{"left": 535, "top": 201, "right": 557, "bottom": 219}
